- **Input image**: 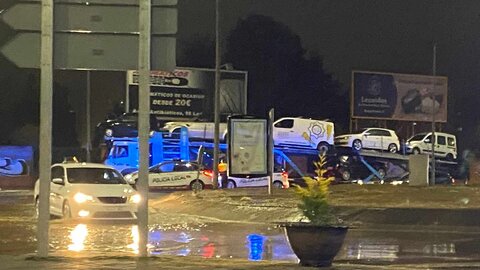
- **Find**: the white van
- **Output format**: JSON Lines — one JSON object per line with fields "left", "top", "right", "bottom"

{"left": 164, "top": 117, "right": 335, "bottom": 153}
{"left": 272, "top": 117, "right": 334, "bottom": 152}
{"left": 405, "top": 132, "right": 457, "bottom": 160}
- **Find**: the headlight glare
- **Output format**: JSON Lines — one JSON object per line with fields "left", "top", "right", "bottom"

{"left": 74, "top": 192, "right": 93, "bottom": 203}
{"left": 130, "top": 194, "right": 141, "bottom": 204}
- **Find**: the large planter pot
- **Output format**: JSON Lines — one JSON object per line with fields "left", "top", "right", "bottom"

{"left": 284, "top": 223, "right": 348, "bottom": 267}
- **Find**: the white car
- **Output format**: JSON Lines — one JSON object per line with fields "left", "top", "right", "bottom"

{"left": 334, "top": 128, "right": 400, "bottom": 153}
{"left": 124, "top": 160, "right": 213, "bottom": 190}
{"left": 163, "top": 121, "right": 228, "bottom": 141}
{"left": 33, "top": 162, "right": 140, "bottom": 220}
{"left": 220, "top": 171, "right": 289, "bottom": 189}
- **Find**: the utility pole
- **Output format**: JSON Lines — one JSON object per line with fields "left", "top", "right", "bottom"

{"left": 137, "top": 0, "right": 151, "bottom": 257}
{"left": 213, "top": 0, "right": 221, "bottom": 189}
{"left": 430, "top": 43, "right": 437, "bottom": 185}
{"left": 37, "top": 0, "right": 53, "bottom": 257}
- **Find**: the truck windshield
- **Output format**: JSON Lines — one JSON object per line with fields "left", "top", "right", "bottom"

{"left": 67, "top": 168, "right": 127, "bottom": 184}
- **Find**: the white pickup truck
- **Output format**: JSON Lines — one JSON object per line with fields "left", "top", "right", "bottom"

{"left": 163, "top": 117, "right": 335, "bottom": 152}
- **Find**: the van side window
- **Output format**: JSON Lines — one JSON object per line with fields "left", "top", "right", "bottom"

{"left": 274, "top": 119, "right": 294, "bottom": 129}
{"left": 447, "top": 137, "right": 455, "bottom": 146}
{"left": 437, "top": 136, "right": 446, "bottom": 145}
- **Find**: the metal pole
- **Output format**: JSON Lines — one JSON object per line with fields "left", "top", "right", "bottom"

{"left": 37, "top": 0, "right": 53, "bottom": 257}
{"left": 137, "top": 0, "right": 151, "bottom": 257}
{"left": 213, "top": 0, "right": 221, "bottom": 189}
{"left": 86, "top": 71, "right": 91, "bottom": 162}
{"left": 268, "top": 109, "right": 274, "bottom": 195}
{"left": 430, "top": 43, "right": 437, "bottom": 185}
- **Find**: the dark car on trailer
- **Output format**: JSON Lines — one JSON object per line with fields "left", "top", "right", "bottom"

{"left": 94, "top": 112, "right": 161, "bottom": 147}
{"left": 335, "top": 155, "right": 387, "bottom": 182}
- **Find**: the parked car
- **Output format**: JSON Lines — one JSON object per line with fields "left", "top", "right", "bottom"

{"left": 33, "top": 161, "right": 140, "bottom": 220}
{"left": 335, "top": 155, "right": 387, "bottom": 182}
{"left": 124, "top": 160, "right": 213, "bottom": 190}
{"left": 404, "top": 132, "right": 457, "bottom": 160}
{"left": 335, "top": 128, "right": 400, "bottom": 153}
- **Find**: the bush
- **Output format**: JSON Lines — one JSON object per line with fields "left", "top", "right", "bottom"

{"left": 293, "top": 154, "right": 336, "bottom": 226}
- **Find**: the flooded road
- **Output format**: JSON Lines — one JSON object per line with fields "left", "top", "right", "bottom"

{"left": 2, "top": 198, "right": 480, "bottom": 266}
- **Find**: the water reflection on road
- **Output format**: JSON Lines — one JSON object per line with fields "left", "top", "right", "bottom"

{"left": 43, "top": 221, "right": 480, "bottom": 264}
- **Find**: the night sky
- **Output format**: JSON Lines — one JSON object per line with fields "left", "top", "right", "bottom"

{"left": 1, "top": 0, "right": 480, "bottom": 151}
{"left": 179, "top": 0, "right": 480, "bottom": 102}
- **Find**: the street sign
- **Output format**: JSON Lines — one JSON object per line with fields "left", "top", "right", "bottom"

{"left": 1, "top": 32, "right": 176, "bottom": 70}
{"left": 0, "top": 0, "right": 177, "bottom": 70}
{"left": 3, "top": 3, "right": 177, "bottom": 34}
{"left": 8, "top": 0, "right": 177, "bottom": 6}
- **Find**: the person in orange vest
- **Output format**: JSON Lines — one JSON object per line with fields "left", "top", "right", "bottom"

{"left": 218, "top": 159, "right": 228, "bottom": 188}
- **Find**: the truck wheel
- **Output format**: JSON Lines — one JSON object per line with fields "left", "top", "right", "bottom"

{"left": 445, "top": 153, "right": 454, "bottom": 161}
{"left": 412, "top": 148, "right": 421, "bottom": 155}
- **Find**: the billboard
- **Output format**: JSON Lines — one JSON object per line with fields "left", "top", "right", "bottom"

{"left": 0, "top": 146, "right": 33, "bottom": 177}
{"left": 352, "top": 71, "right": 448, "bottom": 122}
{"left": 127, "top": 68, "right": 247, "bottom": 120}
{"left": 228, "top": 118, "right": 267, "bottom": 175}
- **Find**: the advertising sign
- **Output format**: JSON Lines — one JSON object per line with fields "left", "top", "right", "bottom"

{"left": 0, "top": 146, "right": 33, "bottom": 177}
{"left": 352, "top": 71, "right": 448, "bottom": 122}
{"left": 229, "top": 118, "right": 267, "bottom": 175}
{"left": 127, "top": 68, "right": 247, "bottom": 120}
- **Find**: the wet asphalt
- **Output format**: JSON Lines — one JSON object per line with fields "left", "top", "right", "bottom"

{"left": 3, "top": 192, "right": 480, "bottom": 268}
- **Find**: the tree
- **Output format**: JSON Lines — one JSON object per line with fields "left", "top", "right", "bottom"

{"left": 225, "top": 15, "right": 347, "bottom": 127}
{"left": 177, "top": 34, "right": 215, "bottom": 68}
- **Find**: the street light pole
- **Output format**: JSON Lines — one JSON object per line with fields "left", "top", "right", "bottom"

{"left": 213, "top": 0, "right": 221, "bottom": 189}
{"left": 137, "top": 0, "right": 151, "bottom": 257}
{"left": 37, "top": 0, "right": 53, "bottom": 258}
{"left": 430, "top": 43, "right": 437, "bottom": 185}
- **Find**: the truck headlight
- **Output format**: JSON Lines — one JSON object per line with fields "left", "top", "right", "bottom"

{"left": 74, "top": 192, "right": 94, "bottom": 203}
{"left": 130, "top": 194, "right": 141, "bottom": 204}
{"left": 105, "top": 129, "right": 113, "bottom": 137}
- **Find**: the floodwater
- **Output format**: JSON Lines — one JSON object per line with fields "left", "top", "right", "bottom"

{"left": 3, "top": 205, "right": 480, "bottom": 265}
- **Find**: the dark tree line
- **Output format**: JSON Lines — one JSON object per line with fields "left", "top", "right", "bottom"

{"left": 178, "top": 14, "right": 349, "bottom": 130}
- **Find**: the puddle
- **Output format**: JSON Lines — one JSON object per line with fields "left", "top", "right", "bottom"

{"left": 3, "top": 218, "right": 480, "bottom": 265}
{"left": 47, "top": 223, "right": 480, "bottom": 264}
